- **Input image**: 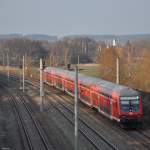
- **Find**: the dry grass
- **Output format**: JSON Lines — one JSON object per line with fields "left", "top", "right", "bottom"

{"left": 78, "top": 64, "right": 100, "bottom": 77}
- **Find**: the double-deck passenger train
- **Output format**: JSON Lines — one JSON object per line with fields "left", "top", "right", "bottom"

{"left": 43, "top": 67, "right": 143, "bottom": 127}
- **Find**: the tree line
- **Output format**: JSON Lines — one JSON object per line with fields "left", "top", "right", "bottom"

{"left": 99, "top": 40, "right": 150, "bottom": 92}
{"left": 0, "top": 37, "right": 150, "bottom": 92}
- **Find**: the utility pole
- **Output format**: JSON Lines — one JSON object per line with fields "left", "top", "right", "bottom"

{"left": 77, "top": 55, "right": 80, "bottom": 66}
{"left": 116, "top": 57, "right": 119, "bottom": 84}
{"left": 2, "top": 53, "right": 5, "bottom": 66}
{"left": 40, "top": 58, "right": 44, "bottom": 112}
{"left": 23, "top": 55, "right": 25, "bottom": 92}
{"left": 127, "top": 43, "right": 131, "bottom": 77}
{"left": 49, "top": 55, "right": 51, "bottom": 66}
{"left": 7, "top": 53, "right": 9, "bottom": 81}
{"left": 19, "top": 57, "right": 21, "bottom": 89}
{"left": 25, "top": 53, "right": 27, "bottom": 71}
{"left": 77, "top": 55, "right": 80, "bottom": 72}
{"left": 74, "top": 65, "right": 79, "bottom": 150}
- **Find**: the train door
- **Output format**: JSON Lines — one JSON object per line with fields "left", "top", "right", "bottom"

{"left": 46, "top": 73, "right": 49, "bottom": 82}
{"left": 80, "top": 85, "right": 91, "bottom": 105}
{"left": 99, "top": 94, "right": 111, "bottom": 116}
{"left": 51, "top": 74, "right": 55, "bottom": 86}
{"left": 65, "top": 79, "right": 74, "bottom": 94}
{"left": 91, "top": 91, "right": 99, "bottom": 108}
{"left": 112, "top": 99, "right": 119, "bottom": 119}
{"left": 49, "top": 74, "right": 53, "bottom": 84}
{"left": 64, "top": 79, "right": 69, "bottom": 92}
{"left": 55, "top": 75, "right": 63, "bottom": 89}
{"left": 61, "top": 78, "right": 65, "bottom": 91}
{"left": 53, "top": 75, "right": 57, "bottom": 86}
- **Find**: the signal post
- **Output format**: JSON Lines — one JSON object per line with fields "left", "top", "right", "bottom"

{"left": 40, "top": 58, "right": 44, "bottom": 112}
{"left": 75, "top": 65, "right": 79, "bottom": 150}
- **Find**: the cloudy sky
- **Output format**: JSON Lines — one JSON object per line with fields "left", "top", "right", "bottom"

{"left": 0, "top": 0, "right": 150, "bottom": 36}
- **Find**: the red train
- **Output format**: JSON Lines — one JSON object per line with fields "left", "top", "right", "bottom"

{"left": 43, "top": 67, "right": 143, "bottom": 127}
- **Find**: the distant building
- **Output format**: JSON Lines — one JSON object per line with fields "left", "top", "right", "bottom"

{"left": 112, "top": 39, "right": 117, "bottom": 47}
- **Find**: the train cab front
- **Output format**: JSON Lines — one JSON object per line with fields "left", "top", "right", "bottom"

{"left": 119, "top": 96, "right": 143, "bottom": 128}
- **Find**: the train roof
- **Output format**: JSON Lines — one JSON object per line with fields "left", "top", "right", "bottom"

{"left": 44, "top": 67, "right": 139, "bottom": 97}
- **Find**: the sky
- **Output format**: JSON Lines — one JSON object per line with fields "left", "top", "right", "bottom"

{"left": 0, "top": 0, "right": 150, "bottom": 36}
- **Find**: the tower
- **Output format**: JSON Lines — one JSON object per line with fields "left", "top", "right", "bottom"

{"left": 112, "top": 39, "right": 116, "bottom": 47}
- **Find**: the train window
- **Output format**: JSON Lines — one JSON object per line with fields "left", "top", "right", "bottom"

{"left": 120, "top": 101, "right": 130, "bottom": 112}
{"left": 131, "top": 100, "right": 139, "bottom": 105}
{"left": 130, "top": 100, "right": 140, "bottom": 112}
{"left": 120, "top": 98, "right": 140, "bottom": 112}
{"left": 121, "top": 101, "right": 129, "bottom": 105}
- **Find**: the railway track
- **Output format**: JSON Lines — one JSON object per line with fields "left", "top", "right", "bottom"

{"left": 127, "top": 130, "right": 150, "bottom": 148}
{"left": 7, "top": 74, "right": 117, "bottom": 150}
{"left": 24, "top": 79, "right": 118, "bottom": 150}
{"left": 48, "top": 94, "right": 118, "bottom": 150}
{"left": 56, "top": 91, "right": 150, "bottom": 149}
{"left": 3, "top": 74, "right": 150, "bottom": 150}
{"left": 57, "top": 89, "right": 150, "bottom": 149}
{"left": 0, "top": 80, "right": 53, "bottom": 150}
{"left": 16, "top": 92, "right": 53, "bottom": 150}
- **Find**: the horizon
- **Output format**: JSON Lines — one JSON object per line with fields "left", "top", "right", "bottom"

{"left": 1, "top": 32, "right": 150, "bottom": 37}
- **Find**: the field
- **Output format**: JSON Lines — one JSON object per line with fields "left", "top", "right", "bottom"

{"left": 78, "top": 64, "right": 100, "bottom": 78}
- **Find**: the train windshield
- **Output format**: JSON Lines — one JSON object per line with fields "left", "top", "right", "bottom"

{"left": 120, "top": 96, "right": 140, "bottom": 112}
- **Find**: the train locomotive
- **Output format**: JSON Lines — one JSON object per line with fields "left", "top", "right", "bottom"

{"left": 43, "top": 67, "right": 143, "bottom": 127}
